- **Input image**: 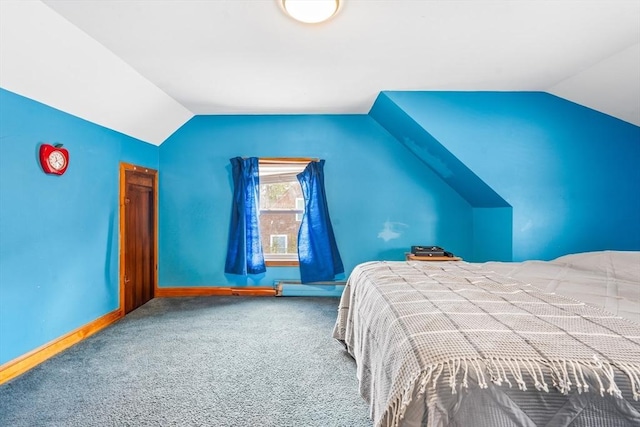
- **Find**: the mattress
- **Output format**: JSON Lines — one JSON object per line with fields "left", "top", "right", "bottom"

{"left": 333, "top": 252, "right": 640, "bottom": 427}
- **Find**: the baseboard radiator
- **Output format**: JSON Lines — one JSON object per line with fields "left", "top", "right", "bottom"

{"left": 274, "top": 280, "right": 346, "bottom": 297}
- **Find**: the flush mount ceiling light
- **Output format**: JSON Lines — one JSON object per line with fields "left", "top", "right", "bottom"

{"left": 282, "top": 0, "right": 340, "bottom": 24}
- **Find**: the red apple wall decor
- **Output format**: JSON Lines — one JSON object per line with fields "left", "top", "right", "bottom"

{"left": 39, "top": 143, "right": 69, "bottom": 175}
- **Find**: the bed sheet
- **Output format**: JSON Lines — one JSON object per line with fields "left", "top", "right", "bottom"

{"left": 334, "top": 253, "right": 640, "bottom": 427}
{"left": 481, "top": 251, "right": 640, "bottom": 323}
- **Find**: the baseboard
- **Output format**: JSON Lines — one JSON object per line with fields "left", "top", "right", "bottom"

{"left": 0, "top": 309, "right": 122, "bottom": 385}
{"left": 155, "top": 286, "right": 277, "bottom": 297}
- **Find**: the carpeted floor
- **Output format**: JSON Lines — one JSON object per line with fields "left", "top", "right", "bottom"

{"left": 0, "top": 297, "right": 372, "bottom": 426}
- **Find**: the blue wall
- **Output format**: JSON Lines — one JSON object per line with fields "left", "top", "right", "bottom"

{"left": 158, "top": 115, "right": 473, "bottom": 287}
{"left": 380, "top": 91, "right": 640, "bottom": 261}
{"left": 0, "top": 89, "right": 157, "bottom": 365}
{"left": 369, "top": 93, "right": 514, "bottom": 262}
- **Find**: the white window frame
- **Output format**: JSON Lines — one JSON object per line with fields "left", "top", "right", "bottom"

{"left": 258, "top": 158, "right": 311, "bottom": 266}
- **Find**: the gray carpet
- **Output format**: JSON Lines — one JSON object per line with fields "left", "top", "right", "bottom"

{"left": 0, "top": 297, "right": 372, "bottom": 426}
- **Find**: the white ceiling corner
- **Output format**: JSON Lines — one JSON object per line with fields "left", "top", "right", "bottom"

{"left": 548, "top": 43, "right": 640, "bottom": 126}
{"left": 0, "top": 1, "right": 193, "bottom": 146}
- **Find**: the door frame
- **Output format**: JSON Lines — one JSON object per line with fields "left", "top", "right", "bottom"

{"left": 119, "top": 162, "right": 159, "bottom": 316}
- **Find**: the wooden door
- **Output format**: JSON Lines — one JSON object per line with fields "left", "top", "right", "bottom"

{"left": 120, "top": 164, "right": 157, "bottom": 314}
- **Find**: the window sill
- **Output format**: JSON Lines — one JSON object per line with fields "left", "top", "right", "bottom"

{"left": 265, "top": 260, "right": 299, "bottom": 267}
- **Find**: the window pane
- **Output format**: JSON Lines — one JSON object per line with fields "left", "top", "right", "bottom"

{"left": 269, "top": 235, "right": 288, "bottom": 254}
{"left": 260, "top": 212, "right": 300, "bottom": 255}
{"left": 258, "top": 159, "right": 309, "bottom": 262}
{"left": 260, "top": 182, "right": 303, "bottom": 210}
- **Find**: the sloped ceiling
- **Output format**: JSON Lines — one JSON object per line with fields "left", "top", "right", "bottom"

{"left": 1, "top": 0, "right": 638, "bottom": 146}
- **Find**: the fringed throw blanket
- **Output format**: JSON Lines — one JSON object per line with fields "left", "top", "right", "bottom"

{"left": 333, "top": 261, "right": 640, "bottom": 427}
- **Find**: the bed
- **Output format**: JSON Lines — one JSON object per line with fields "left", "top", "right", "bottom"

{"left": 333, "top": 251, "right": 640, "bottom": 427}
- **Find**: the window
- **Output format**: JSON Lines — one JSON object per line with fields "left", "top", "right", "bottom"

{"left": 258, "top": 159, "right": 310, "bottom": 266}
{"left": 225, "top": 156, "right": 343, "bottom": 281}
{"left": 269, "top": 235, "right": 288, "bottom": 254}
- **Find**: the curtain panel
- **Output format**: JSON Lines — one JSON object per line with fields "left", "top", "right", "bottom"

{"left": 224, "top": 157, "right": 266, "bottom": 275}
{"left": 297, "top": 160, "right": 344, "bottom": 283}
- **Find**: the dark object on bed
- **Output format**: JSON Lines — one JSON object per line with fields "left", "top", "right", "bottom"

{"left": 333, "top": 251, "right": 640, "bottom": 427}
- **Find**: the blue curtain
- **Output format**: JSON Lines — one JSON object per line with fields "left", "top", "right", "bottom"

{"left": 297, "top": 160, "right": 344, "bottom": 283}
{"left": 224, "top": 157, "right": 266, "bottom": 275}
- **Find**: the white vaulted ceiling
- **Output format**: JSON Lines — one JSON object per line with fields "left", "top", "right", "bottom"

{"left": 1, "top": 1, "right": 639, "bottom": 145}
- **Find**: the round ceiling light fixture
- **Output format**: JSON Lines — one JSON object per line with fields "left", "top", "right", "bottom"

{"left": 282, "top": 0, "right": 340, "bottom": 24}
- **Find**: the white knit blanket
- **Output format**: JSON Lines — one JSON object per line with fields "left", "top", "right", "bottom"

{"left": 333, "top": 261, "right": 640, "bottom": 427}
